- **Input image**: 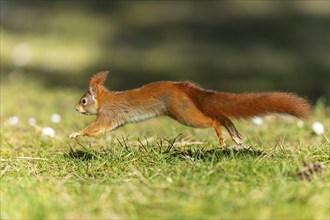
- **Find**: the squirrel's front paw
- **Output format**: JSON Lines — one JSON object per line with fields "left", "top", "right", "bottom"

{"left": 69, "top": 131, "right": 81, "bottom": 139}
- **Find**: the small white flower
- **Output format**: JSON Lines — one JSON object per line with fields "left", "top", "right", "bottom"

{"left": 166, "top": 176, "right": 173, "bottom": 183}
{"left": 12, "top": 43, "right": 33, "bottom": 66}
{"left": 185, "top": 155, "right": 195, "bottom": 161}
{"left": 252, "top": 117, "right": 263, "bottom": 126}
{"left": 51, "top": 114, "right": 61, "bottom": 123}
{"left": 297, "top": 120, "right": 304, "bottom": 128}
{"left": 28, "top": 117, "right": 36, "bottom": 126}
{"left": 7, "top": 116, "right": 19, "bottom": 125}
{"left": 312, "top": 121, "right": 324, "bottom": 136}
{"left": 42, "top": 127, "right": 56, "bottom": 137}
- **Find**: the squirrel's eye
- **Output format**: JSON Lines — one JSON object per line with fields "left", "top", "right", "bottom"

{"left": 81, "top": 98, "right": 87, "bottom": 105}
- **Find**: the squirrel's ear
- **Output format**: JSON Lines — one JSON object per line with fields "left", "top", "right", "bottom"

{"left": 89, "top": 85, "right": 97, "bottom": 95}
{"left": 89, "top": 71, "right": 109, "bottom": 87}
{"left": 89, "top": 71, "right": 109, "bottom": 96}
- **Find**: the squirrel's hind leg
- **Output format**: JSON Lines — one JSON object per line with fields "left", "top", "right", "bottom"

{"left": 223, "top": 119, "right": 243, "bottom": 145}
{"left": 212, "top": 121, "right": 226, "bottom": 147}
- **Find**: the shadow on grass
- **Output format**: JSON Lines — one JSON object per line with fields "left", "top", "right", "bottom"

{"left": 64, "top": 150, "right": 101, "bottom": 161}
{"left": 168, "top": 146, "right": 264, "bottom": 161}
{"left": 63, "top": 145, "right": 263, "bottom": 162}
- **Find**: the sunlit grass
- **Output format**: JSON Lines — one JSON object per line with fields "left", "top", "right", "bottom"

{"left": 1, "top": 77, "right": 329, "bottom": 219}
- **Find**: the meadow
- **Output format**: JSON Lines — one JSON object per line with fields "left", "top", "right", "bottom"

{"left": 1, "top": 2, "right": 329, "bottom": 219}
{"left": 1, "top": 77, "right": 329, "bottom": 219}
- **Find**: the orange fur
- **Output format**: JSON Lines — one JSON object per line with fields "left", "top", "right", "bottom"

{"left": 89, "top": 70, "right": 108, "bottom": 87}
{"left": 69, "top": 72, "right": 311, "bottom": 147}
{"left": 181, "top": 82, "right": 311, "bottom": 120}
{"left": 89, "top": 71, "right": 109, "bottom": 98}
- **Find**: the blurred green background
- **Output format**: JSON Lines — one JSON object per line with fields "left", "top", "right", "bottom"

{"left": 1, "top": 1, "right": 329, "bottom": 103}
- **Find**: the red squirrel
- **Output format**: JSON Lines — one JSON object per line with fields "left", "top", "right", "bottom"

{"left": 69, "top": 71, "right": 311, "bottom": 147}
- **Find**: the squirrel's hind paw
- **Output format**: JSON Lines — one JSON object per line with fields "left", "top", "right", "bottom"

{"left": 232, "top": 135, "right": 243, "bottom": 145}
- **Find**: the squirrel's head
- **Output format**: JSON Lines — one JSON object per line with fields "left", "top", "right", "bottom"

{"left": 75, "top": 71, "right": 109, "bottom": 115}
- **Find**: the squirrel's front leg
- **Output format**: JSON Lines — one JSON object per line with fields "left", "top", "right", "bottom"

{"left": 69, "top": 131, "right": 81, "bottom": 139}
{"left": 69, "top": 118, "right": 117, "bottom": 139}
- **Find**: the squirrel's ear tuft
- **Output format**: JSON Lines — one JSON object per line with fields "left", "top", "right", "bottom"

{"left": 89, "top": 70, "right": 109, "bottom": 87}
{"left": 89, "top": 71, "right": 109, "bottom": 96}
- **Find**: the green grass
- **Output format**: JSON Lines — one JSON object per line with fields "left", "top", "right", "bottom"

{"left": 1, "top": 79, "right": 329, "bottom": 219}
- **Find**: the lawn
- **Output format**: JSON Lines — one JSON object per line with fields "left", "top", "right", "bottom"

{"left": 1, "top": 78, "right": 329, "bottom": 219}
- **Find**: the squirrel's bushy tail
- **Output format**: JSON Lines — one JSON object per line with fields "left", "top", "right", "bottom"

{"left": 201, "top": 92, "right": 311, "bottom": 120}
